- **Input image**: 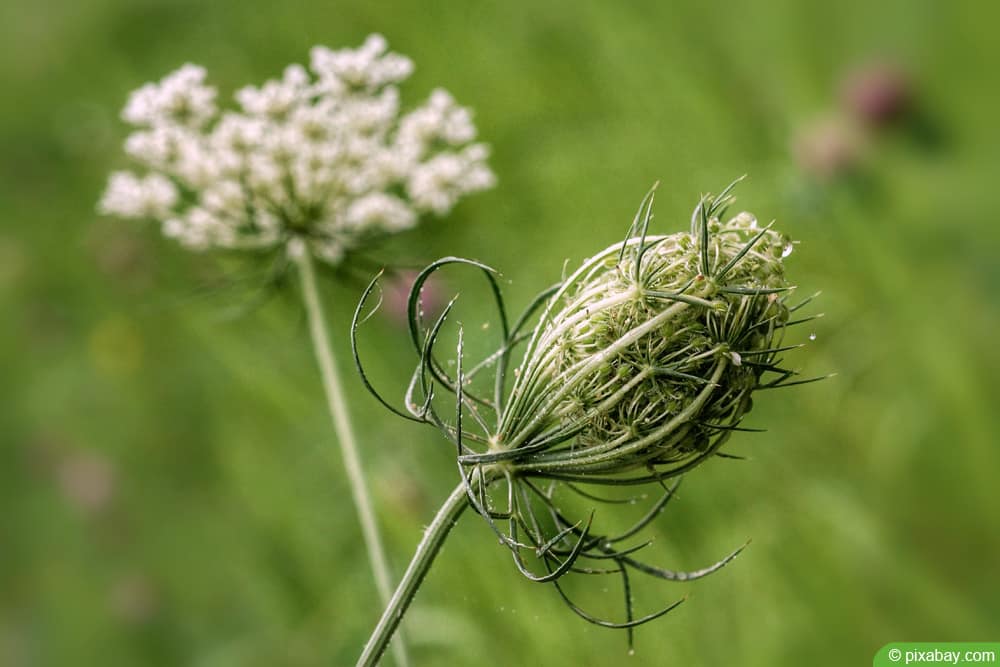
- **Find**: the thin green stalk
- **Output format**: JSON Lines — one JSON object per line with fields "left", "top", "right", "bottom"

{"left": 357, "top": 481, "right": 471, "bottom": 667}
{"left": 293, "top": 247, "right": 409, "bottom": 667}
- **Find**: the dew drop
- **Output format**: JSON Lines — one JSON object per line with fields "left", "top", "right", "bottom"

{"left": 782, "top": 243, "right": 794, "bottom": 258}
{"left": 809, "top": 333, "right": 817, "bottom": 341}
{"left": 628, "top": 648, "right": 636, "bottom": 656}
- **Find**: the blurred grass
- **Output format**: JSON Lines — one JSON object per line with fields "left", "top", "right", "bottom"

{"left": 2, "top": 1, "right": 998, "bottom": 665}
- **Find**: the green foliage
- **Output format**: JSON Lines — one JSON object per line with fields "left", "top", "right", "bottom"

{"left": 2, "top": 1, "right": 998, "bottom": 666}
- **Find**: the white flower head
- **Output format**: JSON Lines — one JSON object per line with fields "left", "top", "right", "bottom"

{"left": 100, "top": 35, "right": 494, "bottom": 261}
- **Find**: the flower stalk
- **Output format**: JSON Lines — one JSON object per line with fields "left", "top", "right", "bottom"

{"left": 356, "top": 480, "right": 472, "bottom": 667}
{"left": 293, "top": 240, "right": 409, "bottom": 667}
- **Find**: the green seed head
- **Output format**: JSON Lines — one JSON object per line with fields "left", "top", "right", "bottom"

{"left": 353, "top": 180, "right": 822, "bottom": 642}
{"left": 495, "top": 184, "right": 798, "bottom": 481}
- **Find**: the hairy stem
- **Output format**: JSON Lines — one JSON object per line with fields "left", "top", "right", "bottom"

{"left": 357, "top": 481, "right": 471, "bottom": 667}
{"left": 293, "top": 246, "right": 409, "bottom": 667}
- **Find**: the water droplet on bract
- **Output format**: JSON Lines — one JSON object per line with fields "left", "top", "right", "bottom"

{"left": 482, "top": 321, "right": 490, "bottom": 330}
{"left": 628, "top": 648, "right": 636, "bottom": 656}
{"left": 809, "top": 333, "right": 817, "bottom": 340}
{"left": 782, "top": 243, "right": 794, "bottom": 258}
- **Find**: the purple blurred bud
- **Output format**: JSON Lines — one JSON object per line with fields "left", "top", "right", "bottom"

{"left": 56, "top": 450, "right": 116, "bottom": 516}
{"left": 380, "top": 269, "right": 444, "bottom": 328}
{"left": 109, "top": 573, "right": 159, "bottom": 624}
{"left": 841, "top": 63, "right": 912, "bottom": 127}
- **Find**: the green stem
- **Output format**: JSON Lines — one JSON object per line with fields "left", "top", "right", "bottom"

{"left": 293, "top": 246, "right": 410, "bottom": 667}
{"left": 357, "top": 481, "right": 471, "bottom": 667}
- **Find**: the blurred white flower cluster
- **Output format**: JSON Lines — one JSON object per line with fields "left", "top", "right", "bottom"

{"left": 99, "top": 34, "right": 495, "bottom": 263}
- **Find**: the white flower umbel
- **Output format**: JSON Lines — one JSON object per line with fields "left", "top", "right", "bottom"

{"left": 100, "top": 33, "right": 495, "bottom": 263}
{"left": 99, "top": 35, "right": 497, "bottom": 667}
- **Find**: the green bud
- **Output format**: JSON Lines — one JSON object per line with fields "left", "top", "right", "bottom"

{"left": 353, "top": 181, "right": 821, "bottom": 642}
{"left": 494, "top": 186, "right": 796, "bottom": 482}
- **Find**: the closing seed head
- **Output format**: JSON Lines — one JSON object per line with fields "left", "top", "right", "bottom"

{"left": 495, "top": 184, "right": 796, "bottom": 481}
{"left": 352, "top": 180, "right": 823, "bottom": 644}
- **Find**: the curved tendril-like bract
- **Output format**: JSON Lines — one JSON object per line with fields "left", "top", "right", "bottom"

{"left": 352, "top": 179, "right": 821, "bottom": 644}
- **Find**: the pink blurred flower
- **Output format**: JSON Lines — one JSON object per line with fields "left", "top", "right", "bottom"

{"left": 379, "top": 269, "right": 445, "bottom": 328}
{"left": 841, "top": 62, "right": 912, "bottom": 127}
{"left": 109, "top": 572, "right": 159, "bottom": 624}
{"left": 56, "top": 450, "right": 116, "bottom": 516}
{"left": 792, "top": 116, "right": 864, "bottom": 180}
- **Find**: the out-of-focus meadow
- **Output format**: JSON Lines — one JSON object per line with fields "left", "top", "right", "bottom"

{"left": 2, "top": 1, "right": 998, "bottom": 665}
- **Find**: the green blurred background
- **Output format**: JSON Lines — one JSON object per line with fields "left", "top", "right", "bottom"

{"left": 2, "top": 1, "right": 998, "bottom": 665}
